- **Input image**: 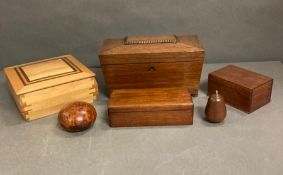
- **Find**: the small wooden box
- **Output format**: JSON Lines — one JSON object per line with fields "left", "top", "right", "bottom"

{"left": 208, "top": 65, "right": 273, "bottom": 113}
{"left": 99, "top": 35, "right": 205, "bottom": 96}
{"left": 4, "top": 55, "right": 98, "bottom": 121}
{"left": 108, "top": 88, "right": 194, "bottom": 127}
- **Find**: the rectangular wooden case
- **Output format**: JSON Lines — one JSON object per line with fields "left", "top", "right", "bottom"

{"left": 4, "top": 55, "right": 98, "bottom": 121}
{"left": 208, "top": 65, "right": 273, "bottom": 113}
{"left": 99, "top": 35, "right": 205, "bottom": 96}
{"left": 108, "top": 88, "right": 194, "bottom": 127}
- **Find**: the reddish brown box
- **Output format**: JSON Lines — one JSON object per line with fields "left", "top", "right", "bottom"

{"left": 108, "top": 87, "right": 193, "bottom": 127}
{"left": 99, "top": 35, "right": 205, "bottom": 96}
{"left": 208, "top": 65, "right": 273, "bottom": 113}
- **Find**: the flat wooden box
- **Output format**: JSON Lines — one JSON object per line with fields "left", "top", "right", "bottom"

{"left": 99, "top": 35, "right": 205, "bottom": 96}
{"left": 208, "top": 65, "right": 273, "bottom": 113}
{"left": 4, "top": 55, "right": 98, "bottom": 121}
{"left": 108, "top": 88, "right": 194, "bottom": 127}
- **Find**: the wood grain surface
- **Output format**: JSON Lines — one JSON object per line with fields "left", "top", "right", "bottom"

{"left": 58, "top": 101, "right": 97, "bottom": 132}
{"left": 99, "top": 35, "right": 205, "bottom": 96}
{"left": 208, "top": 65, "right": 273, "bottom": 113}
{"left": 103, "top": 61, "right": 203, "bottom": 96}
{"left": 4, "top": 55, "right": 98, "bottom": 121}
{"left": 108, "top": 88, "right": 194, "bottom": 127}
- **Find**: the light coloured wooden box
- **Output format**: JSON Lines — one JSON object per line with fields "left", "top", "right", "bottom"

{"left": 4, "top": 55, "right": 98, "bottom": 121}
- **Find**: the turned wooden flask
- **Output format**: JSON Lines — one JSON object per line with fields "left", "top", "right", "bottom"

{"left": 205, "top": 90, "right": 226, "bottom": 123}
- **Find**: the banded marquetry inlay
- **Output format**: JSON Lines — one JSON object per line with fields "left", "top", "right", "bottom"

{"left": 14, "top": 57, "right": 82, "bottom": 85}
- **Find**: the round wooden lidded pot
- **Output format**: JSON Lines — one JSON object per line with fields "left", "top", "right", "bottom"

{"left": 205, "top": 90, "right": 226, "bottom": 123}
{"left": 58, "top": 101, "right": 97, "bottom": 132}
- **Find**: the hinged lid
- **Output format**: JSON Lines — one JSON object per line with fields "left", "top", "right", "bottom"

{"left": 210, "top": 65, "right": 273, "bottom": 91}
{"left": 99, "top": 35, "right": 205, "bottom": 65}
{"left": 108, "top": 88, "right": 193, "bottom": 113}
{"left": 4, "top": 55, "right": 95, "bottom": 95}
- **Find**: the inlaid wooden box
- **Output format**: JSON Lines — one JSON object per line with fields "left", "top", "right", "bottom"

{"left": 4, "top": 55, "right": 98, "bottom": 121}
{"left": 208, "top": 65, "right": 273, "bottom": 113}
{"left": 99, "top": 35, "right": 205, "bottom": 96}
{"left": 108, "top": 88, "right": 193, "bottom": 127}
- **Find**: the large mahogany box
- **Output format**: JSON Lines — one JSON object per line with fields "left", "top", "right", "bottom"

{"left": 99, "top": 35, "right": 205, "bottom": 96}
{"left": 208, "top": 65, "right": 273, "bottom": 113}
{"left": 108, "top": 87, "right": 194, "bottom": 127}
{"left": 4, "top": 55, "right": 98, "bottom": 121}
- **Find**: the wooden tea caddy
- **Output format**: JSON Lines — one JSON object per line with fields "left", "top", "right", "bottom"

{"left": 99, "top": 35, "right": 205, "bottom": 96}
{"left": 208, "top": 65, "right": 273, "bottom": 113}
{"left": 4, "top": 55, "right": 98, "bottom": 121}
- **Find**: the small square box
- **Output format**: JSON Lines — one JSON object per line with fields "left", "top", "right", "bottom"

{"left": 4, "top": 55, "right": 98, "bottom": 121}
{"left": 108, "top": 87, "right": 194, "bottom": 127}
{"left": 208, "top": 65, "right": 273, "bottom": 113}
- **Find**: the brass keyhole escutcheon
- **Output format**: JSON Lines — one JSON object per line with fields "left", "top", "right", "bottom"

{"left": 148, "top": 66, "right": 156, "bottom": 72}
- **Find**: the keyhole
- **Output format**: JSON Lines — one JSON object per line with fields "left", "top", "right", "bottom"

{"left": 148, "top": 66, "right": 156, "bottom": 72}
